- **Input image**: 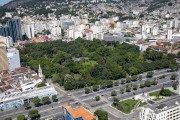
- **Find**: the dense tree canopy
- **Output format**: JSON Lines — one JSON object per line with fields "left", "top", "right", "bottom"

{"left": 19, "top": 39, "right": 177, "bottom": 90}
{"left": 28, "top": 110, "right": 40, "bottom": 120}
{"left": 4, "top": 117, "right": 12, "bottom": 120}
{"left": 94, "top": 110, "right": 108, "bottom": 120}
{"left": 160, "top": 88, "right": 175, "bottom": 96}
{"left": 17, "top": 115, "right": 26, "bottom": 120}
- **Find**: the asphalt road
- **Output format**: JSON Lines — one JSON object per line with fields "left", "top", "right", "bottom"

{"left": 0, "top": 69, "right": 179, "bottom": 120}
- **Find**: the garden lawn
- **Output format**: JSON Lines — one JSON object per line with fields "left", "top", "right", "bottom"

{"left": 149, "top": 89, "right": 176, "bottom": 97}
{"left": 115, "top": 99, "right": 138, "bottom": 114}
{"left": 152, "top": 97, "right": 164, "bottom": 101}
{"left": 149, "top": 90, "right": 161, "bottom": 97}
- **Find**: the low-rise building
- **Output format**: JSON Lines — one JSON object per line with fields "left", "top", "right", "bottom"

{"left": 0, "top": 66, "right": 56, "bottom": 110}
{"left": 0, "top": 85, "right": 57, "bottom": 110}
{"left": 140, "top": 100, "right": 180, "bottom": 120}
{"left": 63, "top": 103, "right": 96, "bottom": 120}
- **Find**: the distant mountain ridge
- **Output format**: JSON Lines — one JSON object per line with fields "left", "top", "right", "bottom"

{"left": 2, "top": 0, "right": 176, "bottom": 12}
{"left": 3, "top": 0, "right": 33, "bottom": 9}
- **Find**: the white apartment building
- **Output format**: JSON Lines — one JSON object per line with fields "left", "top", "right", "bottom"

{"left": 167, "top": 29, "right": 173, "bottom": 40}
{"left": 22, "top": 22, "right": 35, "bottom": 39}
{"left": 140, "top": 101, "right": 180, "bottom": 120}
{"left": 47, "top": 20, "right": 61, "bottom": 36}
{"left": 67, "top": 28, "right": 83, "bottom": 40}
{"left": 22, "top": 16, "right": 35, "bottom": 39}
{"left": 86, "top": 33, "right": 94, "bottom": 40}
{"left": 7, "top": 48, "right": 21, "bottom": 71}
{"left": 152, "top": 27, "right": 159, "bottom": 36}
{"left": 0, "top": 85, "right": 57, "bottom": 110}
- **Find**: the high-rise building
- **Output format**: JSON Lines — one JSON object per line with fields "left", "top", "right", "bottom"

{"left": 167, "top": 29, "right": 172, "bottom": 40}
{"left": 38, "top": 64, "right": 43, "bottom": 78}
{"left": 22, "top": 22, "right": 35, "bottom": 39}
{"left": 21, "top": 16, "right": 34, "bottom": 39}
{"left": 0, "top": 19, "right": 23, "bottom": 43}
{"left": 0, "top": 44, "right": 9, "bottom": 71}
{"left": 7, "top": 48, "right": 21, "bottom": 71}
{"left": 7, "top": 19, "right": 23, "bottom": 42}
{"left": 0, "top": 26, "right": 10, "bottom": 37}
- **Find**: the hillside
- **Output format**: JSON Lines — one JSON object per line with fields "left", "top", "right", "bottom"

{"left": 3, "top": 0, "right": 175, "bottom": 11}
{"left": 147, "top": 0, "right": 175, "bottom": 12}
{"left": 3, "top": 0, "right": 34, "bottom": 9}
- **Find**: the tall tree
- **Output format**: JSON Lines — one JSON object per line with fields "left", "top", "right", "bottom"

{"left": 33, "top": 97, "right": 41, "bottom": 106}
{"left": 17, "top": 115, "right": 26, "bottom": 120}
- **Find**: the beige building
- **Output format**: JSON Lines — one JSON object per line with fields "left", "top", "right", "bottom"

{"left": 0, "top": 36, "right": 13, "bottom": 48}
{"left": 0, "top": 43, "right": 8, "bottom": 71}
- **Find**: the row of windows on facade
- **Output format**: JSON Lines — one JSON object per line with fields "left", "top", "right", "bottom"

{"left": 0, "top": 19, "right": 23, "bottom": 42}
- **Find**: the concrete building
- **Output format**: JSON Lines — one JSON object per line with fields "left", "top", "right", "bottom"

{"left": 63, "top": 103, "right": 96, "bottom": 120}
{"left": 140, "top": 101, "right": 180, "bottom": 120}
{"left": 167, "top": 29, "right": 173, "bottom": 40}
{"left": 0, "top": 85, "right": 57, "bottom": 110}
{"left": 74, "top": 31, "right": 82, "bottom": 39}
{"left": 86, "top": 32, "right": 94, "bottom": 40}
{"left": 173, "top": 18, "right": 179, "bottom": 28}
{"left": 22, "top": 22, "right": 35, "bottom": 39}
{"left": 0, "top": 66, "right": 54, "bottom": 110}
{"left": 47, "top": 20, "right": 61, "bottom": 36}
{"left": 103, "top": 34, "right": 124, "bottom": 42}
{"left": 152, "top": 27, "right": 159, "bottom": 36}
{"left": 0, "top": 36, "right": 13, "bottom": 48}
{"left": 19, "top": 66, "right": 43, "bottom": 91}
{"left": 0, "top": 44, "right": 8, "bottom": 71}
{"left": 7, "top": 48, "right": 21, "bottom": 71}
{"left": 95, "top": 33, "right": 104, "bottom": 40}
{"left": 34, "top": 21, "right": 47, "bottom": 34}
{"left": 61, "top": 20, "right": 74, "bottom": 29}
{"left": 67, "top": 29, "right": 82, "bottom": 40}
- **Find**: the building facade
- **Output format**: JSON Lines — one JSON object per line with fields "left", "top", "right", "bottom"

{"left": 0, "top": 86, "right": 57, "bottom": 110}
{"left": 22, "top": 22, "right": 35, "bottom": 39}
{"left": 7, "top": 48, "right": 21, "bottom": 71}
{"left": 140, "top": 102, "right": 180, "bottom": 120}
{"left": 0, "top": 19, "right": 23, "bottom": 43}
{"left": 0, "top": 36, "right": 13, "bottom": 48}
{"left": 0, "top": 44, "right": 9, "bottom": 71}
{"left": 7, "top": 19, "right": 23, "bottom": 42}
{"left": 0, "top": 26, "right": 10, "bottom": 37}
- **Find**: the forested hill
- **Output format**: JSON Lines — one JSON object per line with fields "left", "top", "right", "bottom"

{"left": 19, "top": 39, "right": 179, "bottom": 90}
{"left": 3, "top": 0, "right": 174, "bottom": 11}
{"left": 3, "top": 0, "right": 65, "bottom": 9}
{"left": 3, "top": 0, "right": 32, "bottom": 9}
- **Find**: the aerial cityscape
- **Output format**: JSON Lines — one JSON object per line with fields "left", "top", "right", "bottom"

{"left": 0, "top": 0, "right": 180, "bottom": 120}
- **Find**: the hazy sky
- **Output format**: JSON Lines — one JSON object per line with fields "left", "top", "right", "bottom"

{"left": 0, "top": 0, "right": 12, "bottom": 5}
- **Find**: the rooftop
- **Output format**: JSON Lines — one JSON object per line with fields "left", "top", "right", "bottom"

{"left": 147, "top": 95, "right": 180, "bottom": 113}
{"left": 63, "top": 103, "right": 96, "bottom": 120}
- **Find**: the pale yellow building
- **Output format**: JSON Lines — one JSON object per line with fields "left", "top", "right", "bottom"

{"left": 0, "top": 43, "right": 8, "bottom": 71}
